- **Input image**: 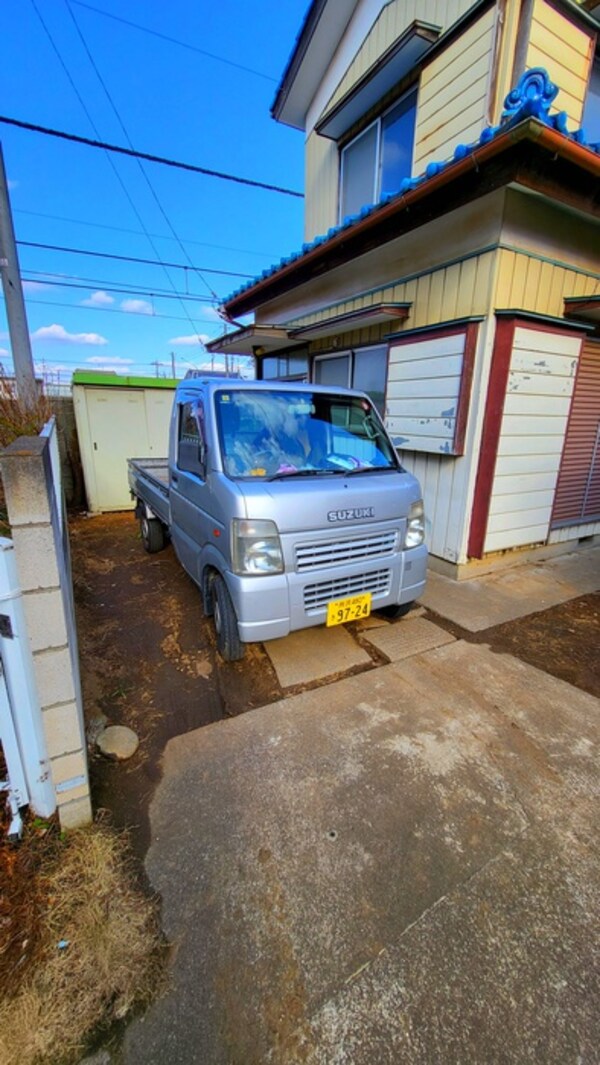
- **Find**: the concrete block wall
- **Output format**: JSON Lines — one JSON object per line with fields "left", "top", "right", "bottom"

{"left": 1, "top": 425, "right": 92, "bottom": 828}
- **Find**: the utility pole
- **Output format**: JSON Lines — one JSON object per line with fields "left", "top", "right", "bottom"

{"left": 170, "top": 350, "right": 176, "bottom": 378}
{"left": 0, "top": 143, "right": 37, "bottom": 406}
{"left": 151, "top": 360, "right": 161, "bottom": 378}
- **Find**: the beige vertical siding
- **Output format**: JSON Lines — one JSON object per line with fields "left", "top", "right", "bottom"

{"left": 526, "top": 0, "right": 594, "bottom": 127}
{"left": 305, "top": 131, "right": 340, "bottom": 241}
{"left": 325, "top": 1, "right": 474, "bottom": 115}
{"left": 414, "top": 6, "right": 496, "bottom": 172}
{"left": 484, "top": 327, "right": 582, "bottom": 554}
{"left": 495, "top": 248, "right": 600, "bottom": 318}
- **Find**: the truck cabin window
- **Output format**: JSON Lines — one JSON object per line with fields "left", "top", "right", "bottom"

{"left": 215, "top": 389, "right": 399, "bottom": 480}
{"left": 178, "top": 401, "right": 205, "bottom": 475}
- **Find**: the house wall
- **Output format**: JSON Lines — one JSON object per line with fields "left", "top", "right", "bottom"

{"left": 303, "top": 0, "right": 597, "bottom": 241}
{"left": 413, "top": 5, "right": 497, "bottom": 173}
{"left": 304, "top": 0, "right": 478, "bottom": 240}
{"left": 526, "top": 0, "right": 595, "bottom": 127}
{"left": 483, "top": 325, "right": 583, "bottom": 554}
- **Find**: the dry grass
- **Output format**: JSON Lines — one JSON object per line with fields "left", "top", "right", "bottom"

{"left": 0, "top": 817, "right": 164, "bottom": 1065}
{"left": 0, "top": 387, "right": 55, "bottom": 449}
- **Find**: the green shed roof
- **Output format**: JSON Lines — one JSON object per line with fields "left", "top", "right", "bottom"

{"left": 72, "top": 371, "right": 179, "bottom": 389}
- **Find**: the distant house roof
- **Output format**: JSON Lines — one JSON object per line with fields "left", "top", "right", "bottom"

{"left": 223, "top": 69, "right": 600, "bottom": 320}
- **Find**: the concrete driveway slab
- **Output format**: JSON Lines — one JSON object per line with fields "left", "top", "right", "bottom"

{"left": 263, "top": 625, "right": 371, "bottom": 687}
{"left": 124, "top": 641, "right": 599, "bottom": 1065}
{"left": 422, "top": 546, "right": 600, "bottom": 630}
{"left": 361, "top": 615, "right": 455, "bottom": 661}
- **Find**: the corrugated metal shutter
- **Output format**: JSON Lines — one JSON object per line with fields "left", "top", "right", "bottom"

{"left": 551, "top": 339, "right": 600, "bottom": 527}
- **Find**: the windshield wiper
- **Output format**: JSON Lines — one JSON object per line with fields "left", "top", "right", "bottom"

{"left": 266, "top": 468, "right": 334, "bottom": 481}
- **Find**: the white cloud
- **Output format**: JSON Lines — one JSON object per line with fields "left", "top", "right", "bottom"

{"left": 120, "top": 299, "right": 153, "bottom": 315}
{"left": 22, "top": 280, "right": 51, "bottom": 293}
{"left": 168, "top": 334, "right": 210, "bottom": 346}
{"left": 86, "top": 355, "right": 134, "bottom": 366}
{"left": 31, "top": 323, "right": 108, "bottom": 346}
{"left": 0, "top": 347, "right": 8, "bottom": 357}
{"left": 81, "top": 290, "right": 115, "bottom": 307}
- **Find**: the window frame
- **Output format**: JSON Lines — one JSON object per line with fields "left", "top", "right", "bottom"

{"left": 177, "top": 399, "right": 206, "bottom": 477}
{"left": 312, "top": 343, "right": 388, "bottom": 414}
{"left": 339, "top": 87, "right": 417, "bottom": 223}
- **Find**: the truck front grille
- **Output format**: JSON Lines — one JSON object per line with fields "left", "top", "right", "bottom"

{"left": 295, "top": 531, "right": 397, "bottom": 572}
{"left": 304, "top": 570, "right": 391, "bottom": 613}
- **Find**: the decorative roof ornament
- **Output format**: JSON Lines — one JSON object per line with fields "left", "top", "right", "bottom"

{"left": 501, "top": 67, "right": 559, "bottom": 124}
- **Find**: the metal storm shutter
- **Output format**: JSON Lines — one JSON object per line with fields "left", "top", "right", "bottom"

{"left": 551, "top": 338, "right": 600, "bottom": 527}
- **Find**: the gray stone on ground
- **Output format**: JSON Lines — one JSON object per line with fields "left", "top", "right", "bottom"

{"left": 362, "top": 615, "right": 455, "bottom": 661}
{"left": 264, "top": 625, "right": 371, "bottom": 687}
{"left": 97, "top": 725, "right": 139, "bottom": 760}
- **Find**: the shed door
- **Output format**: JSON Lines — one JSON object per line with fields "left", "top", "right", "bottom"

{"left": 87, "top": 389, "right": 148, "bottom": 510}
{"left": 551, "top": 338, "right": 600, "bottom": 528}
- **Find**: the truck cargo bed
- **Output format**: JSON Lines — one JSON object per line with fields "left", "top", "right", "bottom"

{"left": 127, "top": 458, "right": 170, "bottom": 524}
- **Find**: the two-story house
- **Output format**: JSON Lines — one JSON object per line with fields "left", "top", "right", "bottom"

{"left": 207, "top": 0, "right": 600, "bottom": 575}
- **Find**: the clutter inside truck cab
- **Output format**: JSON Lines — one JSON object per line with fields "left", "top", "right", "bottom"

{"left": 216, "top": 389, "right": 398, "bottom": 479}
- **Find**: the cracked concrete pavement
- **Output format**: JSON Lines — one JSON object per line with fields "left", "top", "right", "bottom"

{"left": 123, "top": 586, "right": 600, "bottom": 1065}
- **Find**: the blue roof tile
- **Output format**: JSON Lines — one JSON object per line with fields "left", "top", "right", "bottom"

{"left": 223, "top": 69, "right": 599, "bottom": 307}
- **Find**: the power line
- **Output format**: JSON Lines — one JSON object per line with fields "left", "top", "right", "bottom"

{"left": 21, "top": 276, "right": 218, "bottom": 303}
{"left": 30, "top": 0, "right": 211, "bottom": 343}
{"left": 24, "top": 268, "right": 229, "bottom": 297}
{"left": 71, "top": 0, "right": 278, "bottom": 83}
{"left": 1, "top": 293, "right": 221, "bottom": 324}
{"left": 63, "top": 0, "right": 220, "bottom": 304}
{"left": 17, "top": 239, "right": 248, "bottom": 279}
{"left": 14, "top": 208, "right": 278, "bottom": 259}
{"left": 0, "top": 114, "right": 304, "bottom": 198}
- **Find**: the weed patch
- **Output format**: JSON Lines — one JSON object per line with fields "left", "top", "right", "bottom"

{"left": 0, "top": 814, "right": 164, "bottom": 1065}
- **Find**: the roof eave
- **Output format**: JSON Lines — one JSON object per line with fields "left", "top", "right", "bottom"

{"left": 223, "top": 120, "right": 600, "bottom": 318}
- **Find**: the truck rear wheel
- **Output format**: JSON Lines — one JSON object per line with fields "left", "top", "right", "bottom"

{"left": 212, "top": 574, "right": 244, "bottom": 661}
{"left": 140, "top": 515, "right": 166, "bottom": 554}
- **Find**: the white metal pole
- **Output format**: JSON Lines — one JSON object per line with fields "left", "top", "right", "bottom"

{"left": 0, "top": 539, "right": 56, "bottom": 817}
{"left": 0, "top": 143, "right": 37, "bottom": 406}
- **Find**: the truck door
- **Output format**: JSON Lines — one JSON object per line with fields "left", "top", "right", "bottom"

{"left": 169, "top": 399, "right": 213, "bottom": 584}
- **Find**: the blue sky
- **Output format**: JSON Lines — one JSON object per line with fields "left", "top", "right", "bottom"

{"left": 0, "top": 0, "right": 308, "bottom": 382}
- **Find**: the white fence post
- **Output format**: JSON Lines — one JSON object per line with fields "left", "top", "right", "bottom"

{"left": 0, "top": 539, "right": 56, "bottom": 817}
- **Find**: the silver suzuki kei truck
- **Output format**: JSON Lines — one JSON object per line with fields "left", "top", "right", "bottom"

{"left": 128, "top": 377, "right": 427, "bottom": 661}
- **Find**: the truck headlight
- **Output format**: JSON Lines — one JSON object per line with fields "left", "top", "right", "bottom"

{"left": 404, "top": 500, "right": 425, "bottom": 548}
{"left": 231, "top": 519, "right": 283, "bottom": 575}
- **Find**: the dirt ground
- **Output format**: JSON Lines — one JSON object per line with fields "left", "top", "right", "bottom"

{"left": 67, "top": 510, "right": 600, "bottom": 864}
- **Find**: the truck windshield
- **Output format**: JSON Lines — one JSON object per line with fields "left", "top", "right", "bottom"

{"left": 215, "top": 389, "right": 399, "bottom": 479}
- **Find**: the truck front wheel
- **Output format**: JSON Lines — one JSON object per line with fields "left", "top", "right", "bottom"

{"left": 212, "top": 575, "right": 244, "bottom": 661}
{"left": 140, "top": 515, "right": 166, "bottom": 554}
{"left": 376, "top": 601, "right": 414, "bottom": 620}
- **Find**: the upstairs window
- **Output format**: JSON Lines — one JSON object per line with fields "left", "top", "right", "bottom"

{"left": 339, "top": 89, "right": 417, "bottom": 221}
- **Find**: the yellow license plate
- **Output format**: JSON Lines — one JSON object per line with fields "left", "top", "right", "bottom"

{"left": 326, "top": 593, "right": 372, "bottom": 627}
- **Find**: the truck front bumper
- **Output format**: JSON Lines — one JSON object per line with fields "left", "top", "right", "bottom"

{"left": 227, "top": 542, "right": 428, "bottom": 643}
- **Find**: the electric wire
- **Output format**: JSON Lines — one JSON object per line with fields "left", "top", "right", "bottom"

{"left": 64, "top": 0, "right": 221, "bottom": 304}
{"left": 24, "top": 269, "right": 230, "bottom": 298}
{"left": 0, "top": 293, "right": 221, "bottom": 325}
{"left": 71, "top": 0, "right": 278, "bottom": 83}
{"left": 21, "top": 276, "right": 218, "bottom": 303}
{"left": 15, "top": 208, "right": 277, "bottom": 259}
{"left": 0, "top": 115, "right": 304, "bottom": 198}
{"left": 17, "top": 240, "right": 253, "bottom": 278}
{"left": 29, "top": 0, "right": 211, "bottom": 344}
